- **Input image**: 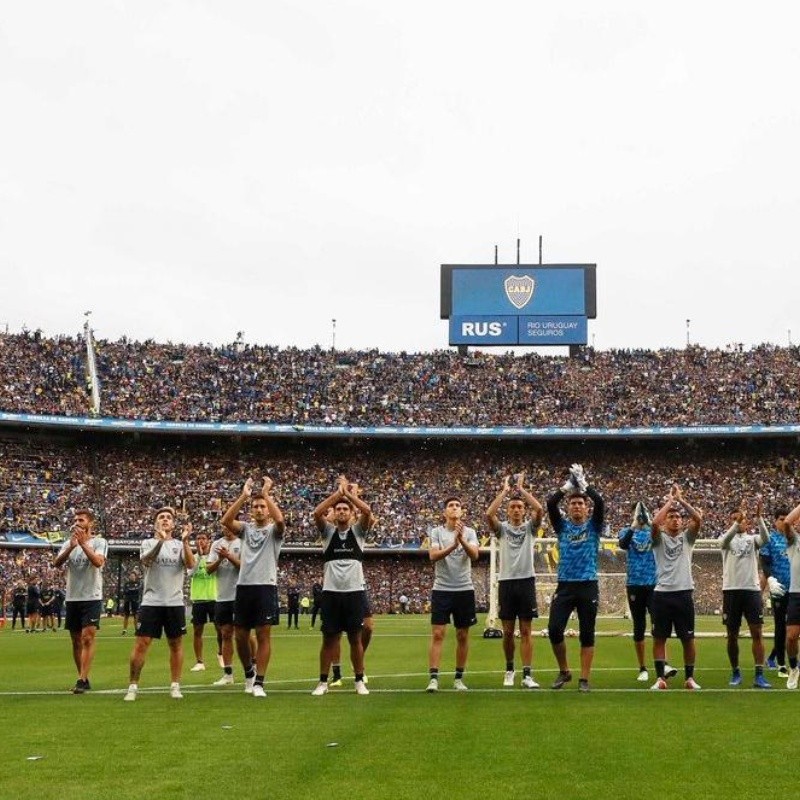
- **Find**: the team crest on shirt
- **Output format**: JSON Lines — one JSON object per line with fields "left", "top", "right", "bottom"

{"left": 504, "top": 275, "right": 535, "bottom": 309}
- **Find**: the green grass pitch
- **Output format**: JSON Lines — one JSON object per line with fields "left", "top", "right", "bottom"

{"left": 0, "top": 614, "right": 795, "bottom": 800}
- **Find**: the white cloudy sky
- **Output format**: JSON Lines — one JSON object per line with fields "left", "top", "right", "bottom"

{"left": 2, "top": 1, "right": 799, "bottom": 353}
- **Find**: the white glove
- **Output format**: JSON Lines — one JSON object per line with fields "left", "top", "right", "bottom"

{"left": 767, "top": 577, "right": 786, "bottom": 598}
{"left": 560, "top": 475, "right": 578, "bottom": 494}
{"left": 569, "top": 464, "right": 588, "bottom": 493}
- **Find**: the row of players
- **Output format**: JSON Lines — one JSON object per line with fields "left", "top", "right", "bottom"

{"left": 52, "top": 464, "right": 800, "bottom": 696}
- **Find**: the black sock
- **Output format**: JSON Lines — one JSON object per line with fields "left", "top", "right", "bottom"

{"left": 506, "top": 661, "right": 514, "bottom": 672}
{"left": 455, "top": 668, "right": 464, "bottom": 680}
{"left": 255, "top": 675, "right": 264, "bottom": 687}
{"left": 523, "top": 666, "right": 531, "bottom": 677}
{"left": 319, "top": 673, "right": 328, "bottom": 683}
{"left": 685, "top": 664, "right": 695, "bottom": 679}
{"left": 245, "top": 668, "right": 255, "bottom": 679}
{"left": 655, "top": 660, "right": 665, "bottom": 678}
{"left": 332, "top": 664, "right": 342, "bottom": 681}
{"left": 755, "top": 665, "right": 764, "bottom": 676}
{"left": 355, "top": 673, "right": 364, "bottom": 683}
{"left": 224, "top": 666, "right": 233, "bottom": 676}
{"left": 429, "top": 668, "right": 439, "bottom": 679}
{"left": 790, "top": 657, "right": 798, "bottom": 669}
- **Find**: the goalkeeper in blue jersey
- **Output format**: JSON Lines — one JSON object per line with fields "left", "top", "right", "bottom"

{"left": 618, "top": 501, "right": 677, "bottom": 684}
{"left": 759, "top": 507, "right": 791, "bottom": 678}
{"left": 546, "top": 464, "right": 604, "bottom": 692}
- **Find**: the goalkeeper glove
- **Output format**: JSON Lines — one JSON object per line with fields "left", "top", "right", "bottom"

{"left": 767, "top": 576, "right": 786, "bottom": 598}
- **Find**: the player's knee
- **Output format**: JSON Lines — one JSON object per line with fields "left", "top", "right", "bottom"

{"left": 548, "top": 627, "right": 565, "bottom": 645}
{"left": 579, "top": 632, "right": 595, "bottom": 648}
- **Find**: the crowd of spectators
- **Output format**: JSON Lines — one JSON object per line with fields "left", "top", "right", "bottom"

{"left": 2, "top": 435, "right": 798, "bottom": 545}
{"left": 2, "top": 330, "right": 800, "bottom": 427}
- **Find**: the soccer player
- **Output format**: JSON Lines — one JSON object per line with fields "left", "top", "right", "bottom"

{"left": 424, "top": 495, "right": 480, "bottom": 693}
{"left": 287, "top": 582, "right": 300, "bottom": 630}
{"left": 720, "top": 500, "right": 770, "bottom": 688}
{"left": 650, "top": 485, "right": 703, "bottom": 691}
{"left": 311, "top": 476, "right": 375, "bottom": 697}
{"left": 11, "top": 581, "right": 26, "bottom": 630}
{"left": 759, "top": 507, "right": 791, "bottom": 678}
{"left": 124, "top": 508, "right": 195, "bottom": 701}
{"left": 53, "top": 509, "right": 108, "bottom": 693}
{"left": 545, "top": 464, "right": 604, "bottom": 692}
{"left": 121, "top": 570, "right": 141, "bottom": 635}
{"left": 221, "top": 476, "right": 285, "bottom": 699}
{"left": 486, "top": 472, "right": 543, "bottom": 689}
{"left": 25, "top": 577, "right": 41, "bottom": 632}
{"left": 188, "top": 531, "right": 218, "bottom": 672}
{"left": 206, "top": 525, "right": 243, "bottom": 685}
{"left": 40, "top": 583, "right": 56, "bottom": 632}
{"left": 780, "top": 501, "right": 800, "bottom": 688}
{"left": 618, "top": 502, "right": 678, "bottom": 683}
{"left": 327, "top": 484, "right": 375, "bottom": 688}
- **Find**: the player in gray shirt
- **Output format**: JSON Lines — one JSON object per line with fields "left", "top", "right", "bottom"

{"left": 221, "top": 476, "right": 285, "bottom": 698}
{"left": 426, "top": 496, "right": 480, "bottom": 693}
{"left": 124, "top": 507, "right": 195, "bottom": 702}
{"left": 54, "top": 508, "right": 108, "bottom": 694}
{"left": 720, "top": 499, "right": 771, "bottom": 688}
{"left": 650, "top": 485, "right": 703, "bottom": 691}
{"left": 486, "top": 472, "right": 543, "bottom": 689}
{"left": 206, "top": 528, "right": 243, "bottom": 686}
{"left": 311, "top": 476, "right": 375, "bottom": 697}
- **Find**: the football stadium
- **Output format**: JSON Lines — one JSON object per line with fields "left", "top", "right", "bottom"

{"left": 4, "top": 4, "right": 800, "bottom": 799}
{"left": 2, "top": 325, "right": 800, "bottom": 800}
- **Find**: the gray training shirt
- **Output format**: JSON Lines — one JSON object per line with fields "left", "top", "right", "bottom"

{"left": 497, "top": 520, "right": 536, "bottom": 581}
{"left": 140, "top": 538, "right": 189, "bottom": 607}
{"left": 321, "top": 522, "right": 366, "bottom": 592}
{"left": 236, "top": 522, "right": 282, "bottom": 587}
{"left": 653, "top": 530, "right": 695, "bottom": 592}
{"left": 430, "top": 525, "right": 478, "bottom": 591}
{"left": 206, "top": 536, "right": 242, "bottom": 602}
{"left": 57, "top": 536, "right": 108, "bottom": 601}
{"left": 721, "top": 523, "right": 767, "bottom": 591}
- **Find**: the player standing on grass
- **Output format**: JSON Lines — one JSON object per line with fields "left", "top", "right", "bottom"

{"left": 53, "top": 509, "right": 107, "bottom": 694}
{"left": 188, "top": 532, "right": 218, "bottom": 673}
{"left": 649, "top": 485, "right": 703, "bottom": 691}
{"left": 720, "top": 499, "right": 770, "bottom": 688}
{"left": 327, "top": 484, "right": 375, "bottom": 689}
{"left": 425, "top": 496, "right": 480, "bottom": 693}
{"left": 618, "top": 502, "right": 678, "bottom": 683}
{"left": 779, "top": 501, "right": 800, "bottom": 688}
{"left": 311, "top": 476, "right": 375, "bottom": 697}
{"left": 121, "top": 570, "right": 141, "bottom": 636}
{"left": 486, "top": 472, "right": 543, "bottom": 689}
{"left": 207, "top": 525, "right": 243, "bottom": 685}
{"left": 759, "top": 507, "right": 791, "bottom": 678}
{"left": 124, "top": 507, "right": 195, "bottom": 701}
{"left": 221, "top": 476, "right": 285, "bottom": 699}
{"left": 546, "top": 464, "right": 604, "bottom": 692}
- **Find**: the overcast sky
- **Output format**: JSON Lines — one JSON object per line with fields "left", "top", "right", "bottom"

{"left": 2, "top": 2, "right": 799, "bottom": 354}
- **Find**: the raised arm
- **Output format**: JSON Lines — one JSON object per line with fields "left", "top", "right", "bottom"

{"left": 485, "top": 477, "right": 511, "bottom": 534}
{"left": 181, "top": 521, "right": 196, "bottom": 571}
{"left": 516, "top": 472, "right": 543, "bottom": 530}
{"left": 221, "top": 478, "right": 253, "bottom": 534}
{"left": 586, "top": 485, "right": 604, "bottom": 530}
{"left": 312, "top": 484, "right": 345, "bottom": 533}
{"left": 261, "top": 477, "right": 285, "bottom": 537}
{"left": 673, "top": 485, "right": 703, "bottom": 542}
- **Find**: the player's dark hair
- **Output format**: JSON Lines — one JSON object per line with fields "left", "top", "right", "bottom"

{"left": 774, "top": 506, "right": 789, "bottom": 519}
{"left": 154, "top": 506, "right": 176, "bottom": 521}
{"left": 443, "top": 496, "right": 462, "bottom": 507}
{"left": 74, "top": 508, "right": 95, "bottom": 522}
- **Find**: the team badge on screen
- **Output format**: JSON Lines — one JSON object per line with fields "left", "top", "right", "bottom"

{"left": 503, "top": 275, "right": 535, "bottom": 309}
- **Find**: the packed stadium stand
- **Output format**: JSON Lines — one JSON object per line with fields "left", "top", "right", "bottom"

{"left": 1, "top": 329, "right": 798, "bottom": 616}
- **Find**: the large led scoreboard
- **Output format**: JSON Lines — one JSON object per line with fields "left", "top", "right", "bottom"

{"left": 440, "top": 264, "right": 597, "bottom": 346}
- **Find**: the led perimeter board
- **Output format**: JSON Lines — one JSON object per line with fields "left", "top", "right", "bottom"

{"left": 440, "top": 263, "right": 597, "bottom": 346}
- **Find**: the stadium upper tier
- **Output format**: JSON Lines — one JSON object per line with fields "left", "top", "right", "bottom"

{"left": 1, "top": 332, "right": 798, "bottom": 427}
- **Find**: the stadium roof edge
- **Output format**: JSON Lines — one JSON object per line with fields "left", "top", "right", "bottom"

{"left": 1, "top": 411, "right": 798, "bottom": 441}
